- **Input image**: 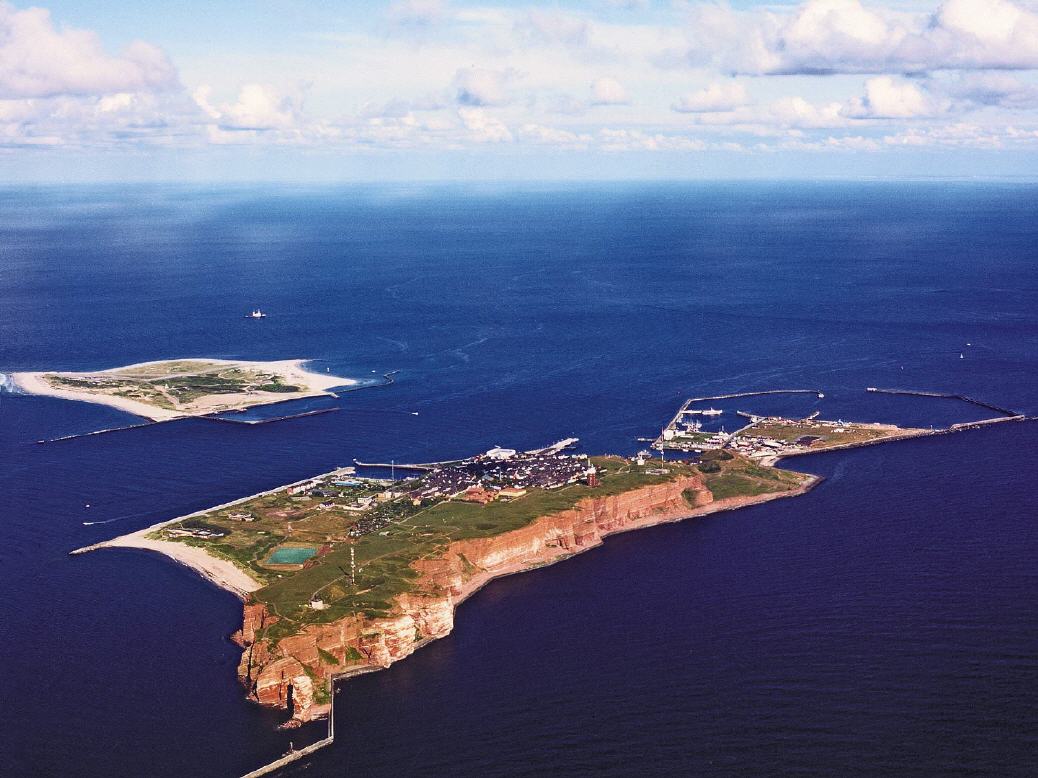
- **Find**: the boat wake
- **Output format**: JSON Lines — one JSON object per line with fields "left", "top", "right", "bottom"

{"left": 82, "top": 509, "right": 157, "bottom": 526}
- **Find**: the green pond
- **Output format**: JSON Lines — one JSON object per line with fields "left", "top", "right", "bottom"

{"left": 267, "top": 546, "right": 318, "bottom": 565}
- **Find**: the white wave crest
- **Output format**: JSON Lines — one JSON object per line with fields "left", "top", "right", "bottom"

{"left": 0, "top": 373, "right": 24, "bottom": 394}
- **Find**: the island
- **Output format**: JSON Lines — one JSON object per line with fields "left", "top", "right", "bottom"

{"left": 70, "top": 386, "right": 1030, "bottom": 776}
{"left": 11, "top": 358, "right": 353, "bottom": 421}
{"left": 74, "top": 438, "right": 819, "bottom": 724}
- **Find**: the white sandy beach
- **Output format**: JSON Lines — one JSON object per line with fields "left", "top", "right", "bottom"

{"left": 11, "top": 358, "right": 355, "bottom": 422}
{"left": 98, "top": 532, "right": 262, "bottom": 599}
{"left": 70, "top": 468, "right": 348, "bottom": 598}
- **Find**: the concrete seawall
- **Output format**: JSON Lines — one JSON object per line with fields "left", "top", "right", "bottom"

{"left": 240, "top": 736, "right": 334, "bottom": 778}
{"left": 240, "top": 681, "right": 337, "bottom": 778}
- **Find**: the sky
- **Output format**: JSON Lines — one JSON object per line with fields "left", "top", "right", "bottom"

{"left": 2, "top": 0, "right": 1038, "bottom": 181}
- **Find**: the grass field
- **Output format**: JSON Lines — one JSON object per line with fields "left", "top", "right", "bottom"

{"left": 739, "top": 420, "right": 893, "bottom": 448}
{"left": 702, "top": 455, "right": 808, "bottom": 501}
{"left": 158, "top": 452, "right": 810, "bottom": 645}
{"left": 158, "top": 457, "right": 703, "bottom": 639}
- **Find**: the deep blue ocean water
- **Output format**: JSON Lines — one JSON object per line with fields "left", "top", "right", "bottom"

{"left": 1, "top": 182, "right": 1036, "bottom": 776}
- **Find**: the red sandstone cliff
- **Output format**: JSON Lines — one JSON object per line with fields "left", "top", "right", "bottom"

{"left": 236, "top": 474, "right": 727, "bottom": 722}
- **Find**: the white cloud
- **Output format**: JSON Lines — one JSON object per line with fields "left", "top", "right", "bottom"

{"left": 688, "top": 0, "right": 1038, "bottom": 75}
{"left": 457, "top": 106, "right": 512, "bottom": 141}
{"left": 192, "top": 85, "right": 221, "bottom": 120}
{"left": 518, "top": 123, "right": 593, "bottom": 146}
{"left": 590, "top": 76, "right": 629, "bottom": 105}
{"left": 597, "top": 128, "right": 707, "bottom": 151}
{"left": 4, "top": 0, "right": 1038, "bottom": 159}
{"left": 453, "top": 67, "right": 512, "bottom": 106}
{"left": 672, "top": 82, "right": 748, "bottom": 112}
{"left": 518, "top": 10, "right": 593, "bottom": 47}
{"left": 686, "top": 95, "right": 848, "bottom": 130}
{"left": 0, "top": 2, "right": 176, "bottom": 98}
{"left": 881, "top": 121, "right": 1023, "bottom": 147}
{"left": 843, "top": 76, "right": 945, "bottom": 118}
{"left": 387, "top": 0, "right": 446, "bottom": 27}
{"left": 767, "top": 96, "right": 847, "bottom": 127}
{"left": 200, "top": 84, "right": 302, "bottom": 131}
{"left": 359, "top": 94, "right": 447, "bottom": 119}
{"left": 544, "top": 93, "right": 589, "bottom": 114}
{"left": 937, "top": 72, "right": 1038, "bottom": 108}
{"left": 777, "top": 134, "right": 883, "bottom": 151}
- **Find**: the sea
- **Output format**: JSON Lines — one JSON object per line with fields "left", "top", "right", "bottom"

{"left": 1, "top": 182, "right": 1036, "bottom": 777}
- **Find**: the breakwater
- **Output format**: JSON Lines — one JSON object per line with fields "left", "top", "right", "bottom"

{"left": 240, "top": 697, "right": 336, "bottom": 778}
{"left": 205, "top": 408, "right": 340, "bottom": 425}
{"left": 688, "top": 389, "right": 824, "bottom": 403}
{"left": 36, "top": 420, "right": 163, "bottom": 444}
{"left": 865, "top": 387, "right": 1018, "bottom": 417}
{"left": 658, "top": 389, "right": 825, "bottom": 444}
{"left": 33, "top": 407, "right": 339, "bottom": 443}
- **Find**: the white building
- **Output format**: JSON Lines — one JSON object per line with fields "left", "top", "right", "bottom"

{"left": 485, "top": 446, "right": 517, "bottom": 460}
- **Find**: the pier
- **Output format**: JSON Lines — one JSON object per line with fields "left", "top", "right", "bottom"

{"left": 205, "top": 407, "right": 340, "bottom": 425}
{"left": 865, "top": 387, "right": 1018, "bottom": 417}
{"left": 34, "top": 407, "right": 340, "bottom": 443}
{"left": 656, "top": 390, "right": 824, "bottom": 448}
{"left": 337, "top": 369, "right": 399, "bottom": 393}
{"left": 240, "top": 735, "right": 333, "bottom": 778}
{"left": 240, "top": 688, "right": 336, "bottom": 778}
{"left": 948, "top": 414, "right": 1027, "bottom": 430}
{"left": 36, "top": 420, "right": 163, "bottom": 444}
{"left": 687, "top": 389, "right": 825, "bottom": 403}
{"left": 353, "top": 460, "right": 440, "bottom": 472}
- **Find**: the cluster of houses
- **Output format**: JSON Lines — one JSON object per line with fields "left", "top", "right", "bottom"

{"left": 728, "top": 417, "right": 848, "bottom": 458}
{"left": 413, "top": 449, "right": 595, "bottom": 502}
{"left": 727, "top": 434, "right": 787, "bottom": 458}
{"left": 341, "top": 448, "right": 596, "bottom": 537}
{"left": 213, "top": 450, "right": 599, "bottom": 540}
{"left": 659, "top": 424, "right": 728, "bottom": 451}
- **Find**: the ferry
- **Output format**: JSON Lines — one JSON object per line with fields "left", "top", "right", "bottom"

{"left": 246, "top": 309, "right": 267, "bottom": 319}
{"left": 700, "top": 408, "right": 723, "bottom": 416}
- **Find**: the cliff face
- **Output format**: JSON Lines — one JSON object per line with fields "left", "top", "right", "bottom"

{"left": 236, "top": 475, "right": 710, "bottom": 722}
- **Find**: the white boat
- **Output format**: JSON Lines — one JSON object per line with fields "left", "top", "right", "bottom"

{"left": 701, "top": 408, "right": 723, "bottom": 416}
{"left": 246, "top": 309, "right": 267, "bottom": 319}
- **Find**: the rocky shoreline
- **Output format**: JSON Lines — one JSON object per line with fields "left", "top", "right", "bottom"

{"left": 238, "top": 471, "right": 820, "bottom": 722}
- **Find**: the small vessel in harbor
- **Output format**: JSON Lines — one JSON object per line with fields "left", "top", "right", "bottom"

{"left": 246, "top": 309, "right": 267, "bottom": 319}
{"left": 700, "top": 408, "right": 723, "bottom": 416}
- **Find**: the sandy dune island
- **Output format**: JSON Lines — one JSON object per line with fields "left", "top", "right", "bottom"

{"left": 10, "top": 358, "right": 354, "bottom": 421}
